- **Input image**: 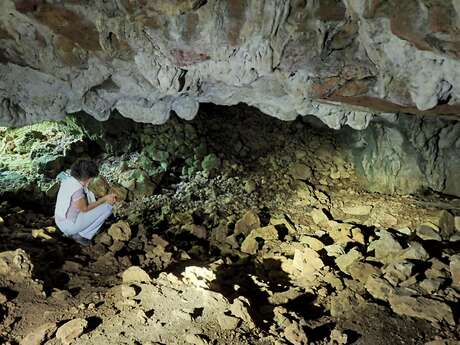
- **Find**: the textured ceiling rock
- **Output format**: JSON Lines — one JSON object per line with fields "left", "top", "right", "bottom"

{"left": 1, "top": 0, "right": 460, "bottom": 128}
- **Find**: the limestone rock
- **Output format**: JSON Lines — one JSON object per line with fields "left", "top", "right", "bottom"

{"left": 230, "top": 297, "right": 255, "bottom": 328}
{"left": 240, "top": 225, "right": 278, "bottom": 255}
{"left": 188, "top": 224, "right": 207, "bottom": 239}
{"left": 292, "top": 248, "right": 324, "bottom": 279}
{"left": 109, "top": 184, "right": 128, "bottom": 202}
{"left": 416, "top": 224, "right": 442, "bottom": 241}
{"left": 289, "top": 163, "right": 312, "bottom": 180}
{"left": 425, "top": 258, "right": 450, "bottom": 280}
{"left": 55, "top": 318, "right": 88, "bottom": 345}
{"left": 310, "top": 208, "right": 329, "bottom": 225}
{"left": 21, "top": 322, "right": 57, "bottom": 345}
{"left": 31, "top": 229, "right": 53, "bottom": 241}
{"left": 388, "top": 296, "right": 455, "bottom": 325}
{"left": 299, "top": 236, "right": 324, "bottom": 251}
{"left": 330, "top": 289, "right": 367, "bottom": 318}
{"left": 455, "top": 217, "right": 460, "bottom": 232}
{"left": 185, "top": 334, "right": 208, "bottom": 345}
{"left": 351, "top": 227, "right": 365, "bottom": 244}
{"left": 342, "top": 205, "right": 373, "bottom": 216}
{"left": 425, "top": 211, "right": 456, "bottom": 240}
{"left": 122, "top": 266, "right": 151, "bottom": 284}
{"left": 368, "top": 230, "right": 403, "bottom": 263}
{"left": 335, "top": 248, "right": 363, "bottom": 275}
{"left": 419, "top": 279, "right": 443, "bottom": 294}
{"left": 182, "top": 266, "right": 216, "bottom": 288}
{"left": 398, "top": 242, "right": 429, "bottom": 262}
{"left": 108, "top": 220, "right": 132, "bottom": 242}
{"left": 121, "top": 285, "right": 138, "bottom": 299}
{"left": 88, "top": 176, "right": 110, "bottom": 198}
{"left": 324, "top": 244, "right": 346, "bottom": 258}
{"left": 284, "top": 322, "right": 308, "bottom": 345}
{"left": 234, "top": 211, "right": 260, "bottom": 236}
{"left": 347, "top": 262, "right": 380, "bottom": 283}
{"left": 383, "top": 261, "right": 414, "bottom": 286}
{"left": 118, "top": 169, "right": 156, "bottom": 198}
{"left": 2, "top": 0, "right": 460, "bottom": 147}
{"left": 329, "top": 329, "right": 348, "bottom": 345}
{"left": 0, "top": 249, "right": 34, "bottom": 281}
{"left": 450, "top": 255, "right": 460, "bottom": 287}
{"left": 365, "top": 276, "right": 395, "bottom": 302}
{"left": 217, "top": 314, "right": 240, "bottom": 330}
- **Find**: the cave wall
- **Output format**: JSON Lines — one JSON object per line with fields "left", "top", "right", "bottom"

{"left": 341, "top": 115, "right": 460, "bottom": 197}
{"left": 1, "top": 0, "right": 460, "bottom": 128}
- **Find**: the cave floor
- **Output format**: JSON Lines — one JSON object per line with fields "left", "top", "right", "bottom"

{"left": 1, "top": 180, "right": 459, "bottom": 345}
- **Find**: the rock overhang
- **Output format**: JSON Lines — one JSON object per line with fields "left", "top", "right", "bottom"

{"left": 0, "top": 0, "right": 460, "bottom": 128}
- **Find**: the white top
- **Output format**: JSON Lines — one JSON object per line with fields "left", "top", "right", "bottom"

{"left": 54, "top": 174, "right": 84, "bottom": 220}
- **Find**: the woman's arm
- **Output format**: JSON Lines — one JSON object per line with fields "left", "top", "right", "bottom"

{"left": 74, "top": 192, "right": 117, "bottom": 213}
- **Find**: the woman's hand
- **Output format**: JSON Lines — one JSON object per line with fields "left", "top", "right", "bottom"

{"left": 103, "top": 193, "right": 117, "bottom": 205}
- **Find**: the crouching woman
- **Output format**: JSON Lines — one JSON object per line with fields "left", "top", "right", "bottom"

{"left": 54, "top": 159, "right": 116, "bottom": 246}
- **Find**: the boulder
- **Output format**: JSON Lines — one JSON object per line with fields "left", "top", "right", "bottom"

{"left": 426, "top": 211, "right": 456, "bottom": 240}
{"left": 425, "top": 258, "right": 450, "bottom": 280}
{"left": 310, "top": 208, "right": 329, "bottom": 225}
{"left": 118, "top": 169, "right": 157, "bottom": 198}
{"left": 335, "top": 248, "right": 363, "bottom": 274}
{"left": 292, "top": 248, "right": 324, "bottom": 279}
{"left": 449, "top": 254, "right": 460, "bottom": 287}
{"left": 0, "top": 249, "right": 34, "bottom": 281}
{"left": 182, "top": 266, "right": 216, "bottom": 288}
{"left": 187, "top": 224, "right": 207, "bottom": 239}
{"left": 122, "top": 266, "right": 151, "bottom": 284}
{"left": 388, "top": 295, "right": 455, "bottom": 325}
{"left": 299, "top": 236, "right": 324, "bottom": 251}
{"left": 289, "top": 163, "right": 313, "bottom": 180}
{"left": 108, "top": 221, "right": 132, "bottom": 242}
{"left": 55, "top": 318, "right": 88, "bottom": 345}
{"left": 229, "top": 297, "right": 255, "bottom": 328}
{"left": 21, "top": 322, "right": 57, "bottom": 345}
{"left": 109, "top": 184, "right": 128, "bottom": 201}
{"left": 88, "top": 176, "right": 110, "bottom": 198}
{"left": 347, "top": 262, "right": 380, "bottom": 283}
{"left": 383, "top": 261, "right": 414, "bottom": 286}
{"left": 234, "top": 210, "right": 260, "bottom": 236}
{"left": 342, "top": 205, "right": 373, "bottom": 216}
{"left": 368, "top": 230, "right": 402, "bottom": 263}
{"left": 419, "top": 278, "right": 443, "bottom": 293}
{"left": 240, "top": 225, "right": 278, "bottom": 255}
{"left": 217, "top": 314, "right": 240, "bottom": 330}
{"left": 365, "top": 276, "right": 395, "bottom": 302}
{"left": 416, "top": 224, "right": 442, "bottom": 241}
{"left": 398, "top": 242, "right": 429, "bottom": 261}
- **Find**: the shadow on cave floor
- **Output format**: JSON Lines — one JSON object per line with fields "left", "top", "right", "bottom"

{"left": 0, "top": 200, "right": 122, "bottom": 294}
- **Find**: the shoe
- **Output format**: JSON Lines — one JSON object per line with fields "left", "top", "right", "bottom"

{"left": 71, "top": 234, "right": 92, "bottom": 246}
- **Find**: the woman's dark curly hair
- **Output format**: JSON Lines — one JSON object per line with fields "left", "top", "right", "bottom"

{"left": 70, "top": 159, "right": 99, "bottom": 181}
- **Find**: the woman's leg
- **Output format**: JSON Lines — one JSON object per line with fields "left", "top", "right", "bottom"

{"left": 57, "top": 204, "right": 112, "bottom": 239}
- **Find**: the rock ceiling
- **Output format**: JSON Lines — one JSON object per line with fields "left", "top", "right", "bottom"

{"left": 1, "top": 0, "right": 460, "bottom": 128}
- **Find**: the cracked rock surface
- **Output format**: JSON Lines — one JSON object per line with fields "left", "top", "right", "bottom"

{"left": 1, "top": 0, "right": 460, "bottom": 127}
